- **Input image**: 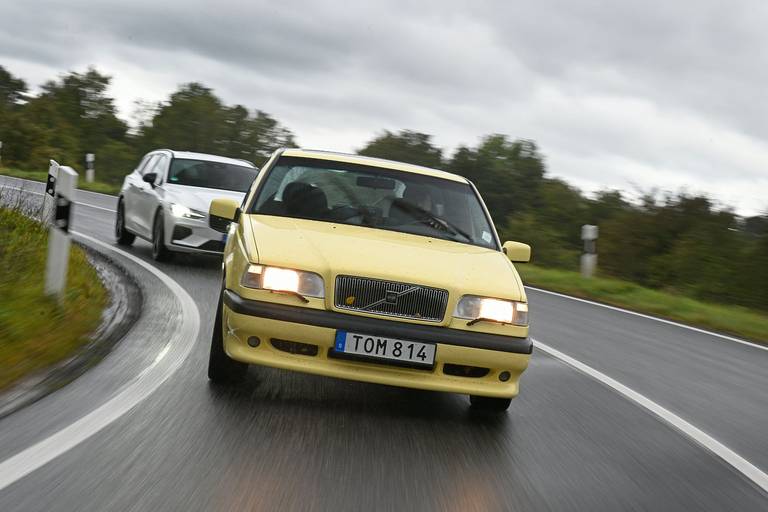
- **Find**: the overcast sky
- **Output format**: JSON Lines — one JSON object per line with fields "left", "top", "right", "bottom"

{"left": 2, "top": 0, "right": 766, "bottom": 215}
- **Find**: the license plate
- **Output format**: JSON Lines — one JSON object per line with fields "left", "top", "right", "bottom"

{"left": 334, "top": 330, "right": 435, "bottom": 367}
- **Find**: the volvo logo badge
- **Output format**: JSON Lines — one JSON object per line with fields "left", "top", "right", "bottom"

{"left": 360, "top": 286, "right": 420, "bottom": 311}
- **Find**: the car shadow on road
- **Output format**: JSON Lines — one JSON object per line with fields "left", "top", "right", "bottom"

{"left": 198, "top": 366, "right": 524, "bottom": 511}
{"left": 205, "top": 365, "right": 512, "bottom": 429}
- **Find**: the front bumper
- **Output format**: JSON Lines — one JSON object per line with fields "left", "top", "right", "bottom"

{"left": 165, "top": 214, "right": 227, "bottom": 254}
{"left": 222, "top": 290, "right": 532, "bottom": 398}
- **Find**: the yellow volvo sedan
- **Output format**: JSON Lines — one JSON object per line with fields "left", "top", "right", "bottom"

{"left": 207, "top": 149, "right": 532, "bottom": 411}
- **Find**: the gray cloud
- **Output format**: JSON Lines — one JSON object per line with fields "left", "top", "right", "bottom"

{"left": 1, "top": 0, "right": 766, "bottom": 214}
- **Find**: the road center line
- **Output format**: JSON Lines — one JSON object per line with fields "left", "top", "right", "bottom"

{"left": 527, "top": 286, "right": 768, "bottom": 352}
{"left": 0, "top": 231, "right": 200, "bottom": 493}
{"left": 533, "top": 337, "right": 768, "bottom": 495}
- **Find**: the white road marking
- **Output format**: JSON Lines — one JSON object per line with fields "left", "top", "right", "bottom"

{"left": 0, "top": 176, "right": 116, "bottom": 200}
{"left": 0, "top": 232, "right": 200, "bottom": 492}
{"left": 1, "top": 186, "right": 43, "bottom": 196}
{"left": 533, "top": 337, "right": 768, "bottom": 494}
{"left": 76, "top": 202, "right": 115, "bottom": 213}
{"left": 75, "top": 187, "right": 118, "bottom": 200}
{"left": 1, "top": 186, "right": 115, "bottom": 212}
{"left": 527, "top": 286, "right": 768, "bottom": 352}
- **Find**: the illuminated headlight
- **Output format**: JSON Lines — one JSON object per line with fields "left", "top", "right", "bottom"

{"left": 241, "top": 265, "right": 325, "bottom": 298}
{"left": 454, "top": 295, "right": 528, "bottom": 326}
{"left": 170, "top": 203, "right": 205, "bottom": 219}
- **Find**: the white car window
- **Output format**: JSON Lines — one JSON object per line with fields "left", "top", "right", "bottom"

{"left": 139, "top": 154, "right": 159, "bottom": 176}
{"left": 149, "top": 154, "right": 169, "bottom": 181}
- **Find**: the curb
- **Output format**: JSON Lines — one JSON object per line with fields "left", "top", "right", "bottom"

{"left": 0, "top": 242, "right": 142, "bottom": 419}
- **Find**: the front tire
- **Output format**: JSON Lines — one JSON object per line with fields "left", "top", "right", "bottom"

{"left": 469, "top": 395, "right": 512, "bottom": 412}
{"left": 208, "top": 289, "right": 248, "bottom": 383}
{"left": 115, "top": 199, "right": 135, "bottom": 246}
{"left": 152, "top": 210, "right": 172, "bottom": 262}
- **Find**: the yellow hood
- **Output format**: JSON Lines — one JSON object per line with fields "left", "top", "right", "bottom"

{"left": 245, "top": 215, "right": 526, "bottom": 303}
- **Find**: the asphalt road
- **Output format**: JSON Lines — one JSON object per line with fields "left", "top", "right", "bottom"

{"left": 0, "top": 176, "right": 766, "bottom": 511}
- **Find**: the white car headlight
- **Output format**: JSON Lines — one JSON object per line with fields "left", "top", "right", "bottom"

{"left": 241, "top": 265, "right": 325, "bottom": 298}
{"left": 170, "top": 203, "right": 205, "bottom": 219}
{"left": 454, "top": 295, "right": 528, "bottom": 326}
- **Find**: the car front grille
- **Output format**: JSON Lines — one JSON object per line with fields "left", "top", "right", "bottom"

{"left": 334, "top": 275, "right": 448, "bottom": 322}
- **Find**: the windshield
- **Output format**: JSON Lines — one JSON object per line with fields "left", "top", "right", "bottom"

{"left": 251, "top": 156, "right": 498, "bottom": 249}
{"left": 168, "top": 158, "right": 258, "bottom": 192}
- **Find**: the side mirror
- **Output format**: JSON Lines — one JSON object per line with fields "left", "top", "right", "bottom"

{"left": 209, "top": 198, "right": 241, "bottom": 233}
{"left": 502, "top": 241, "right": 531, "bottom": 263}
{"left": 142, "top": 172, "right": 158, "bottom": 187}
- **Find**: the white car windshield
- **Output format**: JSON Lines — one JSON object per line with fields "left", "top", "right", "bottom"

{"left": 168, "top": 158, "right": 258, "bottom": 192}
{"left": 251, "top": 156, "right": 498, "bottom": 249}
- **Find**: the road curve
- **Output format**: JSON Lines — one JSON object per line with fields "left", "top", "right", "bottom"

{"left": 0, "top": 177, "right": 766, "bottom": 511}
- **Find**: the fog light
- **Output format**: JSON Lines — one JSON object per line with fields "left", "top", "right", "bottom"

{"left": 498, "top": 371, "right": 511, "bottom": 382}
{"left": 247, "top": 336, "right": 261, "bottom": 347}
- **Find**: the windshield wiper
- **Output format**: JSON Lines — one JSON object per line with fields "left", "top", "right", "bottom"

{"left": 423, "top": 211, "right": 472, "bottom": 242}
{"left": 396, "top": 202, "right": 472, "bottom": 242}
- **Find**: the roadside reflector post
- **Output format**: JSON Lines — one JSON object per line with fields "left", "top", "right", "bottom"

{"left": 43, "top": 160, "right": 60, "bottom": 225}
{"left": 580, "top": 224, "right": 598, "bottom": 279}
{"left": 44, "top": 166, "right": 78, "bottom": 299}
{"left": 85, "top": 153, "right": 95, "bottom": 183}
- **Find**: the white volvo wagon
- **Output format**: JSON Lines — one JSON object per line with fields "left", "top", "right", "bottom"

{"left": 116, "top": 149, "right": 258, "bottom": 260}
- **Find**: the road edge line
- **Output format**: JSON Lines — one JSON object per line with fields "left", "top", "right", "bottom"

{"left": 0, "top": 175, "right": 117, "bottom": 200}
{"left": 526, "top": 286, "right": 767, "bottom": 352}
{"left": 1, "top": 187, "right": 115, "bottom": 213}
{"left": 533, "top": 337, "right": 768, "bottom": 495}
{"left": 0, "top": 232, "right": 201, "bottom": 492}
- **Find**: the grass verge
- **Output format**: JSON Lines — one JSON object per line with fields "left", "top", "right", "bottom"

{"left": 0, "top": 207, "right": 107, "bottom": 390}
{"left": 0, "top": 166, "right": 120, "bottom": 195}
{"left": 518, "top": 265, "right": 768, "bottom": 344}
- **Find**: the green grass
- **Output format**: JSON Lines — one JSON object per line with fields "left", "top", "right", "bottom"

{"left": 0, "top": 207, "right": 107, "bottom": 390}
{"left": 518, "top": 265, "right": 768, "bottom": 344}
{"left": 0, "top": 166, "right": 120, "bottom": 195}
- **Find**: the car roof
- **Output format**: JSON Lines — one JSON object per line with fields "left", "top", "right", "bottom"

{"left": 281, "top": 148, "right": 467, "bottom": 183}
{"left": 154, "top": 149, "right": 256, "bottom": 168}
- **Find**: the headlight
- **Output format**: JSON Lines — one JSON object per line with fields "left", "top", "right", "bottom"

{"left": 241, "top": 265, "right": 325, "bottom": 298}
{"left": 170, "top": 203, "right": 205, "bottom": 219}
{"left": 454, "top": 295, "right": 528, "bottom": 326}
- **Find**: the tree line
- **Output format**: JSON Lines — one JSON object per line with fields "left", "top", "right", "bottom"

{"left": 1, "top": 65, "right": 765, "bottom": 311}
{"left": 359, "top": 130, "right": 768, "bottom": 312}
{"left": 0, "top": 66, "right": 295, "bottom": 184}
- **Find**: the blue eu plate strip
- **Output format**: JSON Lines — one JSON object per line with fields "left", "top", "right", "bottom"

{"left": 335, "top": 330, "right": 347, "bottom": 352}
